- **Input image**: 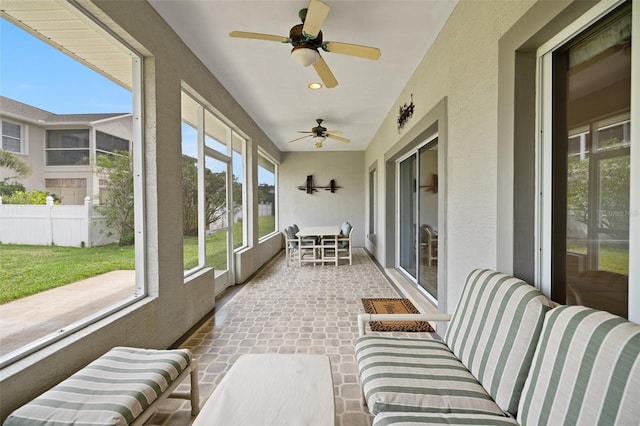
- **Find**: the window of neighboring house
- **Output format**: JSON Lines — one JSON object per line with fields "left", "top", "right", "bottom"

{"left": 0, "top": 4, "right": 141, "bottom": 368}
{"left": 257, "top": 151, "right": 277, "bottom": 239}
{"left": 96, "top": 131, "right": 130, "bottom": 158}
{"left": 1, "top": 120, "right": 23, "bottom": 153}
{"left": 46, "top": 129, "right": 90, "bottom": 165}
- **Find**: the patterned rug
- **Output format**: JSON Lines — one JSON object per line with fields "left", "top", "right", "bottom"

{"left": 361, "top": 298, "right": 435, "bottom": 332}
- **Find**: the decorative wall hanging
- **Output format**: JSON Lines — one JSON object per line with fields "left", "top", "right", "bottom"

{"left": 397, "top": 93, "right": 415, "bottom": 133}
{"left": 419, "top": 174, "right": 438, "bottom": 193}
{"left": 297, "top": 175, "right": 341, "bottom": 194}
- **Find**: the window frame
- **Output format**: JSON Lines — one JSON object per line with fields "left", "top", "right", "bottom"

{"left": 45, "top": 128, "right": 91, "bottom": 166}
{"left": 1, "top": 119, "right": 25, "bottom": 154}
{"left": 368, "top": 166, "right": 377, "bottom": 236}
{"left": 535, "top": 0, "right": 639, "bottom": 322}
{"left": 96, "top": 130, "right": 131, "bottom": 158}
{"left": 394, "top": 132, "right": 440, "bottom": 304}
{"left": 0, "top": 9, "right": 145, "bottom": 368}
{"left": 257, "top": 149, "right": 278, "bottom": 241}
{"left": 182, "top": 89, "right": 245, "bottom": 293}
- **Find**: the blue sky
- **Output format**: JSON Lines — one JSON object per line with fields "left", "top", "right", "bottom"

{"left": 1, "top": 19, "right": 132, "bottom": 114}
{"left": 0, "top": 18, "right": 266, "bottom": 181}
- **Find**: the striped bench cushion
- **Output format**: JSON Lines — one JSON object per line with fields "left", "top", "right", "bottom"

{"left": 4, "top": 346, "right": 192, "bottom": 426}
{"left": 373, "top": 412, "right": 519, "bottom": 426}
{"left": 517, "top": 306, "right": 640, "bottom": 425}
{"left": 444, "top": 269, "right": 551, "bottom": 415}
{"left": 355, "top": 336, "right": 505, "bottom": 416}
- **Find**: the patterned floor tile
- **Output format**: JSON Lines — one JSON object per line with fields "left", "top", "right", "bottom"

{"left": 146, "top": 248, "right": 435, "bottom": 425}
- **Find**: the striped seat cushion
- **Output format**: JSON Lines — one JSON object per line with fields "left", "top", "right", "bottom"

{"left": 444, "top": 269, "right": 551, "bottom": 415}
{"left": 4, "top": 346, "right": 192, "bottom": 426}
{"left": 517, "top": 306, "right": 640, "bottom": 425}
{"left": 355, "top": 336, "right": 505, "bottom": 416}
{"left": 373, "top": 412, "right": 519, "bottom": 426}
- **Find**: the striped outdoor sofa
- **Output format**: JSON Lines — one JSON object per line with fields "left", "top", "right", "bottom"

{"left": 4, "top": 346, "right": 200, "bottom": 426}
{"left": 355, "top": 269, "right": 640, "bottom": 425}
{"left": 369, "top": 305, "right": 640, "bottom": 425}
{"left": 356, "top": 269, "right": 551, "bottom": 418}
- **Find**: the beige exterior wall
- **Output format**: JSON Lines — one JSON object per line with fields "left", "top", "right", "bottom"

{"left": 0, "top": 115, "right": 134, "bottom": 205}
{"left": 278, "top": 151, "right": 365, "bottom": 247}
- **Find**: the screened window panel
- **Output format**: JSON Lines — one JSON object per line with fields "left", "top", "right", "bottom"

{"left": 97, "top": 131, "right": 130, "bottom": 153}
{"left": 47, "top": 129, "right": 89, "bottom": 148}
{"left": 46, "top": 150, "right": 90, "bottom": 165}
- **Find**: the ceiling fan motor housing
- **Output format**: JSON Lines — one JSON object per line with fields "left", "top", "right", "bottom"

{"left": 289, "top": 23, "right": 323, "bottom": 47}
{"left": 312, "top": 119, "right": 327, "bottom": 136}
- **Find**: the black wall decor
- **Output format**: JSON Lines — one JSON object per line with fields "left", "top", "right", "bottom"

{"left": 297, "top": 175, "right": 341, "bottom": 194}
{"left": 397, "top": 93, "right": 415, "bottom": 132}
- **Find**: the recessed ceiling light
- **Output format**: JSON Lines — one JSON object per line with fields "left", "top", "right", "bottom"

{"left": 308, "top": 82, "right": 322, "bottom": 90}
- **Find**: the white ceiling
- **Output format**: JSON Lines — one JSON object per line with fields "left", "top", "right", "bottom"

{"left": 148, "top": 0, "right": 458, "bottom": 152}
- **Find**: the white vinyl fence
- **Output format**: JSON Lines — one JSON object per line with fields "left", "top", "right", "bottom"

{"left": 0, "top": 196, "right": 118, "bottom": 247}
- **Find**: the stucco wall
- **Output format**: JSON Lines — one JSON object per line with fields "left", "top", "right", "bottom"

{"left": 364, "top": 0, "right": 538, "bottom": 313}
{"left": 278, "top": 151, "right": 365, "bottom": 247}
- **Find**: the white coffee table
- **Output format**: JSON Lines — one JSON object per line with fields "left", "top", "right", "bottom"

{"left": 193, "top": 354, "right": 335, "bottom": 425}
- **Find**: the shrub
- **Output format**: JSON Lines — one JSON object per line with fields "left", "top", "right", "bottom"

{"left": 3, "top": 190, "right": 60, "bottom": 205}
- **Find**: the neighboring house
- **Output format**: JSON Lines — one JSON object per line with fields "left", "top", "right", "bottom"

{"left": 0, "top": 96, "right": 132, "bottom": 205}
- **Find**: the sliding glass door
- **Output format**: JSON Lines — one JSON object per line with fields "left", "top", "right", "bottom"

{"left": 398, "top": 137, "right": 439, "bottom": 302}
{"left": 543, "top": 2, "right": 631, "bottom": 318}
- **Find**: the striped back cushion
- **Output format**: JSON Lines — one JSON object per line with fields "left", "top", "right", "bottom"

{"left": 518, "top": 306, "right": 640, "bottom": 425}
{"left": 444, "top": 269, "right": 551, "bottom": 415}
{"left": 4, "top": 346, "right": 192, "bottom": 426}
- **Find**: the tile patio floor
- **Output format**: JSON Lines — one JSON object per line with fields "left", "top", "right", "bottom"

{"left": 147, "top": 248, "right": 437, "bottom": 426}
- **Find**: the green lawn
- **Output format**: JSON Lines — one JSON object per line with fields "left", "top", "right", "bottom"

{"left": 1, "top": 216, "right": 278, "bottom": 304}
{"left": 567, "top": 244, "right": 628, "bottom": 275}
{"left": 0, "top": 244, "right": 135, "bottom": 304}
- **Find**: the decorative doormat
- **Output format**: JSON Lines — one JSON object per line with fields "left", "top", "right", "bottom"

{"left": 361, "top": 298, "right": 435, "bottom": 332}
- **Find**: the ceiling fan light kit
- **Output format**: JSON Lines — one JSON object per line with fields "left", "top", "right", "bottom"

{"left": 291, "top": 46, "right": 320, "bottom": 66}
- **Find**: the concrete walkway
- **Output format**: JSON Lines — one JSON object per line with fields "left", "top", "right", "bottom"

{"left": 0, "top": 271, "right": 135, "bottom": 357}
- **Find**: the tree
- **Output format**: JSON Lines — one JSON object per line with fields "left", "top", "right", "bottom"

{"left": 0, "top": 181, "right": 25, "bottom": 198}
{"left": 182, "top": 155, "right": 199, "bottom": 236}
{"left": 95, "top": 152, "right": 135, "bottom": 246}
{"left": 182, "top": 154, "right": 243, "bottom": 236}
{"left": 0, "top": 150, "right": 31, "bottom": 180}
{"left": 1, "top": 150, "right": 31, "bottom": 198}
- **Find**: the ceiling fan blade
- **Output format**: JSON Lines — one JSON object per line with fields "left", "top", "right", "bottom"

{"left": 327, "top": 134, "right": 350, "bottom": 143}
{"left": 302, "top": 0, "right": 330, "bottom": 39}
{"left": 289, "top": 135, "right": 313, "bottom": 143}
{"left": 313, "top": 54, "right": 338, "bottom": 88}
{"left": 324, "top": 41, "right": 381, "bottom": 60}
{"left": 297, "top": 131, "right": 314, "bottom": 134}
{"left": 229, "top": 31, "right": 288, "bottom": 43}
{"left": 325, "top": 130, "right": 342, "bottom": 135}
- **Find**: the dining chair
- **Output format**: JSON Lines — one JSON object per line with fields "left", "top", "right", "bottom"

{"left": 337, "top": 224, "right": 353, "bottom": 265}
{"left": 283, "top": 226, "right": 299, "bottom": 266}
{"left": 421, "top": 224, "right": 437, "bottom": 266}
